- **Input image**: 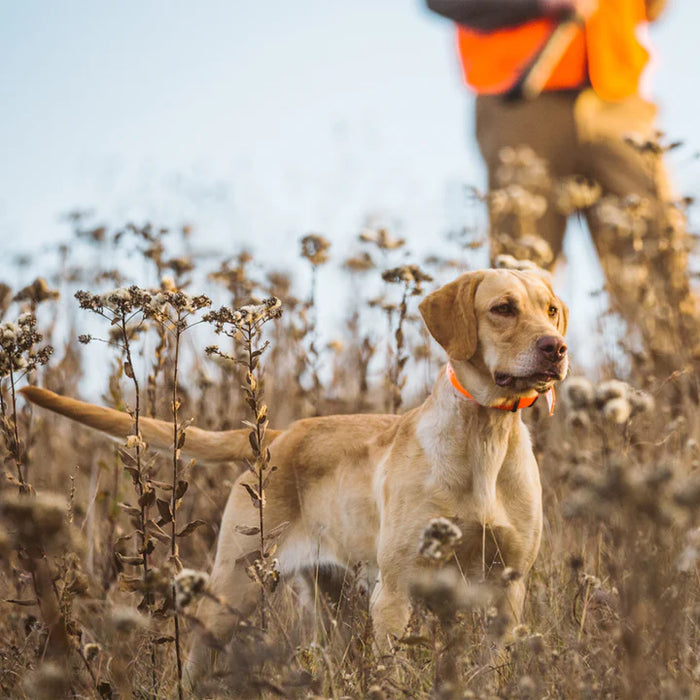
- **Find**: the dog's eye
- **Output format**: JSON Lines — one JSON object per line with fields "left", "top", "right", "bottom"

{"left": 548, "top": 305, "right": 558, "bottom": 318}
{"left": 491, "top": 302, "right": 516, "bottom": 316}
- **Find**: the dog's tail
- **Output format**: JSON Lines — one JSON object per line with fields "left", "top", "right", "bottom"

{"left": 20, "top": 386, "right": 281, "bottom": 463}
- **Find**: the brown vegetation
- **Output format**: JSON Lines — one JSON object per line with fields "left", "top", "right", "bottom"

{"left": 1, "top": 152, "right": 699, "bottom": 698}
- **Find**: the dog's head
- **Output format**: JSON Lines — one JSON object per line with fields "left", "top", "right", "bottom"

{"left": 419, "top": 268, "right": 569, "bottom": 397}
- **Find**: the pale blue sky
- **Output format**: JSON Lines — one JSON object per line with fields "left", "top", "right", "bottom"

{"left": 1, "top": 2, "right": 698, "bottom": 368}
{"left": 2, "top": 1, "right": 696, "bottom": 255}
{"left": 1, "top": 1, "right": 471, "bottom": 258}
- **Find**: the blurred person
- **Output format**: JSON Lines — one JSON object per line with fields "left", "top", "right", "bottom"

{"left": 426, "top": 0, "right": 699, "bottom": 378}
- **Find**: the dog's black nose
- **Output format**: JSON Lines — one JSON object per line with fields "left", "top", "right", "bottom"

{"left": 536, "top": 335, "right": 567, "bottom": 361}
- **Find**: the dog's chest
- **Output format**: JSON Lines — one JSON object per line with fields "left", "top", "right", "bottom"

{"left": 416, "top": 408, "right": 512, "bottom": 508}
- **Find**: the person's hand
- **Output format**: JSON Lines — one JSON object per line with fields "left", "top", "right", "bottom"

{"left": 538, "top": 0, "right": 598, "bottom": 19}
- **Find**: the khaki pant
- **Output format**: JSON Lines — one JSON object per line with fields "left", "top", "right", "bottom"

{"left": 475, "top": 89, "right": 698, "bottom": 375}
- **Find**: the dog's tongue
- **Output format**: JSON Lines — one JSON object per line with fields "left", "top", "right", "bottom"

{"left": 494, "top": 373, "right": 513, "bottom": 387}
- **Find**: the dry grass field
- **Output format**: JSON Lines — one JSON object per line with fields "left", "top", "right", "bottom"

{"left": 1, "top": 144, "right": 700, "bottom": 698}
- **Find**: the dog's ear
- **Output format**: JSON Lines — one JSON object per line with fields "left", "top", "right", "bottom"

{"left": 419, "top": 271, "right": 484, "bottom": 361}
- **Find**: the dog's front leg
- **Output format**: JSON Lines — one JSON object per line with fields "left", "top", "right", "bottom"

{"left": 502, "top": 576, "right": 526, "bottom": 627}
{"left": 369, "top": 574, "right": 411, "bottom": 651}
{"left": 182, "top": 486, "right": 264, "bottom": 690}
{"left": 182, "top": 559, "right": 260, "bottom": 691}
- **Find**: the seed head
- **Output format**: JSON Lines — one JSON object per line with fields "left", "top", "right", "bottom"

{"left": 204, "top": 297, "right": 282, "bottom": 334}
{"left": 83, "top": 642, "right": 102, "bottom": 661}
{"left": 493, "top": 254, "right": 540, "bottom": 272}
{"left": 0, "top": 313, "right": 53, "bottom": 378}
{"left": 174, "top": 568, "right": 210, "bottom": 610}
{"left": 410, "top": 568, "right": 492, "bottom": 620}
{"left": 677, "top": 527, "right": 700, "bottom": 572}
{"left": 564, "top": 376, "right": 595, "bottom": 409}
{"left": 628, "top": 389, "right": 655, "bottom": 416}
{"left": 22, "top": 662, "right": 69, "bottom": 700}
{"left": 343, "top": 251, "right": 375, "bottom": 272}
{"left": 14, "top": 277, "right": 59, "bottom": 305}
{"left": 512, "top": 623, "right": 530, "bottom": 640}
{"left": 0, "top": 492, "right": 68, "bottom": 552}
{"left": 595, "top": 379, "right": 629, "bottom": 406}
{"left": 419, "top": 517, "right": 462, "bottom": 562}
{"left": 300, "top": 233, "right": 331, "bottom": 266}
{"left": 359, "top": 227, "right": 405, "bottom": 250}
{"left": 109, "top": 606, "right": 150, "bottom": 633}
{"left": 555, "top": 175, "right": 601, "bottom": 214}
{"left": 381, "top": 265, "right": 433, "bottom": 295}
{"left": 501, "top": 567, "right": 522, "bottom": 585}
{"left": 603, "top": 397, "right": 632, "bottom": 424}
{"left": 568, "top": 410, "right": 591, "bottom": 430}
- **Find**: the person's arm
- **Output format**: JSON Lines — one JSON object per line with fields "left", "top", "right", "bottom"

{"left": 425, "top": 0, "right": 596, "bottom": 32}
{"left": 425, "top": 0, "right": 542, "bottom": 31}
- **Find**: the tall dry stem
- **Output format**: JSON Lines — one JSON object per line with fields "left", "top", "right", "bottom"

{"left": 205, "top": 297, "right": 282, "bottom": 628}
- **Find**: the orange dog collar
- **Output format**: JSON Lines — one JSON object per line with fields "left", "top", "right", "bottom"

{"left": 446, "top": 363, "right": 555, "bottom": 416}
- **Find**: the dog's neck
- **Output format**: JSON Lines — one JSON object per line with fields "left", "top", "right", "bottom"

{"left": 416, "top": 367, "right": 526, "bottom": 499}
{"left": 447, "top": 359, "right": 539, "bottom": 410}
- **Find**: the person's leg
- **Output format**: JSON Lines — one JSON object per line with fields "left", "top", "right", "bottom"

{"left": 475, "top": 92, "right": 578, "bottom": 268}
{"left": 575, "top": 91, "right": 699, "bottom": 375}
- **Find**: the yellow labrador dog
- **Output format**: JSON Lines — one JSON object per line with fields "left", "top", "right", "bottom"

{"left": 21, "top": 268, "right": 568, "bottom": 686}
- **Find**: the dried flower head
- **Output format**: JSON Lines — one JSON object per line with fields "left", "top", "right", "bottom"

{"left": 246, "top": 557, "right": 280, "bottom": 590}
{"left": 165, "top": 256, "right": 195, "bottom": 277}
{"left": 300, "top": 233, "right": 331, "bottom": 266}
{"left": 208, "top": 253, "right": 256, "bottom": 300}
{"left": 381, "top": 265, "right": 433, "bottom": 295}
{"left": 77, "top": 285, "right": 210, "bottom": 324}
{"left": 147, "top": 290, "right": 212, "bottom": 317}
{"left": 594, "top": 195, "right": 650, "bottom": 243}
{"left": 555, "top": 176, "right": 601, "bottom": 215}
{"left": 419, "top": 517, "right": 462, "bottom": 562}
{"left": 343, "top": 251, "right": 375, "bottom": 272}
{"left": 75, "top": 285, "right": 150, "bottom": 315}
{"left": 492, "top": 232, "right": 553, "bottom": 268}
{"left": 677, "top": 527, "right": 700, "bottom": 572}
{"left": 490, "top": 185, "right": 547, "bottom": 222}
{"left": 0, "top": 491, "right": 68, "bottom": 551}
{"left": 501, "top": 567, "right": 522, "bottom": 585}
{"left": 204, "top": 297, "right": 282, "bottom": 336}
{"left": 410, "top": 567, "right": 492, "bottom": 620}
{"left": 495, "top": 146, "right": 550, "bottom": 188}
{"left": 13, "top": 277, "right": 59, "bottom": 306}
{"left": 568, "top": 410, "right": 591, "bottom": 430}
{"left": 0, "top": 313, "right": 53, "bottom": 378}
{"left": 83, "top": 642, "right": 102, "bottom": 661}
{"left": 512, "top": 623, "right": 531, "bottom": 640}
{"left": 0, "top": 283, "right": 12, "bottom": 317}
{"left": 595, "top": 379, "right": 629, "bottom": 406}
{"left": 674, "top": 474, "right": 700, "bottom": 509}
{"left": 174, "top": 568, "right": 210, "bottom": 610}
{"left": 124, "top": 434, "right": 145, "bottom": 450}
{"left": 603, "top": 397, "right": 632, "bottom": 424}
{"left": 109, "top": 605, "right": 150, "bottom": 633}
{"left": 22, "top": 661, "right": 69, "bottom": 700}
{"left": 623, "top": 131, "right": 676, "bottom": 155}
{"left": 493, "top": 254, "right": 541, "bottom": 273}
{"left": 628, "top": 389, "right": 655, "bottom": 416}
{"left": 564, "top": 376, "right": 596, "bottom": 409}
{"left": 579, "top": 572, "right": 602, "bottom": 589}
{"left": 359, "top": 227, "right": 405, "bottom": 250}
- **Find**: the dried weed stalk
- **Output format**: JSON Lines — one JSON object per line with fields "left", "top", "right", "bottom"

{"left": 205, "top": 297, "right": 283, "bottom": 629}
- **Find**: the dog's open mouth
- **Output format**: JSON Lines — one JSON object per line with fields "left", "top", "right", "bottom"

{"left": 495, "top": 370, "right": 563, "bottom": 390}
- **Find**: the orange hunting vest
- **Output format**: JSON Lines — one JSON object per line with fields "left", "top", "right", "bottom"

{"left": 456, "top": 0, "right": 650, "bottom": 101}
